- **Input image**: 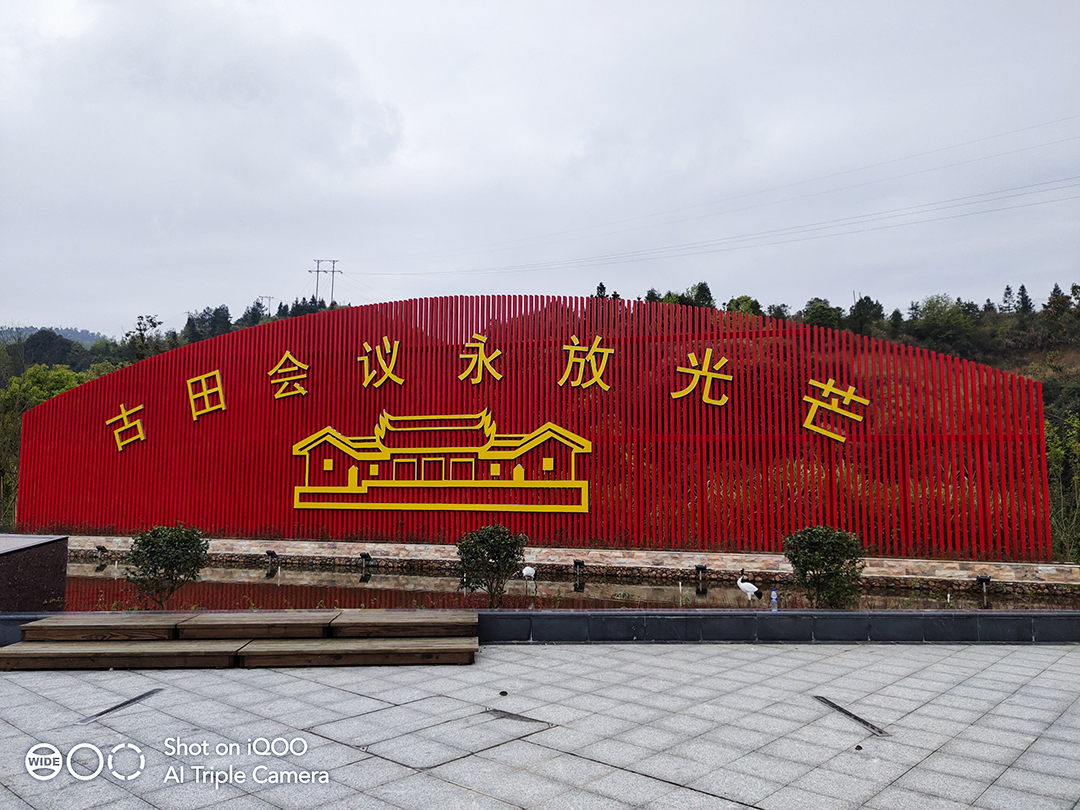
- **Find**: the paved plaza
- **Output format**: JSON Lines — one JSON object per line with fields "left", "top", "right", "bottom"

{"left": 1, "top": 643, "right": 1079, "bottom": 809}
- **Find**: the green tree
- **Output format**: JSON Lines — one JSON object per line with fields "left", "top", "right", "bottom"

{"left": 687, "top": 282, "right": 716, "bottom": 309}
{"left": 725, "top": 295, "right": 763, "bottom": 316}
{"left": 1017, "top": 284, "right": 1034, "bottom": 315}
{"left": 124, "top": 315, "right": 164, "bottom": 361}
{"left": 800, "top": 298, "right": 843, "bottom": 330}
{"left": 234, "top": 300, "right": 269, "bottom": 330}
{"left": 24, "top": 330, "right": 76, "bottom": 367}
{"left": 0, "top": 365, "right": 86, "bottom": 529}
{"left": 906, "top": 294, "right": 987, "bottom": 358}
{"left": 456, "top": 525, "right": 528, "bottom": 608}
{"left": 846, "top": 296, "right": 884, "bottom": 335}
{"left": 1001, "top": 285, "right": 1015, "bottom": 314}
{"left": 125, "top": 525, "right": 211, "bottom": 609}
{"left": 651, "top": 281, "right": 716, "bottom": 309}
{"left": 1047, "top": 415, "right": 1080, "bottom": 560}
{"left": 887, "top": 308, "right": 904, "bottom": 337}
{"left": 1042, "top": 283, "right": 1076, "bottom": 345}
{"left": 783, "top": 526, "right": 865, "bottom": 608}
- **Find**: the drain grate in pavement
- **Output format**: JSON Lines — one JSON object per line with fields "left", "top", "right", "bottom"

{"left": 484, "top": 708, "right": 549, "bottom": 724}
{"left": 813, "top": 695, "right": 890, "bottom": 737}
{"left": 77, "top": 688, "right": 164, "bottom": 725}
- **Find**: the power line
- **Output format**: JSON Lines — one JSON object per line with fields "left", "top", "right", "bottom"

{"left": 352, "top": 178, "right": 1079, "bottom": 278}
{"left": 359, "top": 117, "right": 1080, "bottom": 263}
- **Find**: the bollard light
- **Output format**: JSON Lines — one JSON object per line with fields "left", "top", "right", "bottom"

{"left": 976, "top": 574, "right": 991, "bottom": 609}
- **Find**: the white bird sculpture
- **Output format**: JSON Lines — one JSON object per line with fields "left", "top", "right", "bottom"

{"left": 522, "top": 566, "right": 535, "bottom": 580}
{"left": 737, "top": 569, "right": 763, "bottom": 604}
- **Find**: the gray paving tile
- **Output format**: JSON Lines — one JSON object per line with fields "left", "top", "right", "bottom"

{"left": 528, "top": 752, "right": 615, "bottom": 787}
{"left": 1006, "top": 751, "right": 1080, "bottom": 781}
{"left": 918, "top": 750, "right": 1008, "bottom": 782}
{"left": 368, "top": 771, "right": 517, "bottom": 810}
{"left": 940, "top": 737, "right": 1024, "bottom": 765}
{"left": 629, "top": 751, "right": 713, "bottom": 785}
{"left": 665, "top": 738, "right": 743, "bottom": 767}
{"left": 433, "top": 756, "right": 573, "bottom": 808}
{"left": 365, "top": 734, "right": 469, "bottom": 769}
{"left": 587, "top": 769, "right": 679, "bottom": 805}
{"left": 253, "top": 780, "right": 355, "bottom": 809}
{"left": 640, "top": 786, "right": 746, "bottom": 810}
{"left": 727, "top": 751, "right": 814, "bottom": 783}
{"left": 328, "top": 756, "right": 417, "bottom": 791}
{"left": 895, "top": 767, "right": 989, "bottom": 804}
{"left": 973, "top": 784, "right": 1076, "bottom": 810}
{"left": 757, "top": 737, "right": 841, "bottom": 767}
{"left": 613, "top": 724, "right": 685, "bottom": 752}
{"left": 522, "top": 725, "right": 603, "bottom": 753}
{"left": 793, "top": 766, "right": 882, "bottom": 803}
{"left": 317, "top": 794, "right": 402, "bottom": 810}
{"left": 125, "top": 782, "right": 255, "bottom": 810}
{"left": 576, "top": 738, "right": 655, "bottom": 768}
{"left": 690, "top": 768, "right": 785, "bottom": 805}
{"left": 759, "top": 785, "right": 861, "bottom": 810}
{"left": 993, "top": 765, "right": 1080, "bottom": 801}
{"left": 534, "top": 790, "right": 637, "bottom": 810}
{"left": 704, "top": 723, "right": 779, "bottom": 752}
{"left": 479, "top": 739, "right": 561, "bottom": 767}
{"left": 864, "top": 785, "right": 979, "bottom": 810}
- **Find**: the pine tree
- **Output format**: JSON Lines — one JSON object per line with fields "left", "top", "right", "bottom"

{"left": 1001, "top": 285, "right": 1015, "bottom": 314}
{"left": 1017, "top": 285, "right": 1034, "bottom": 315}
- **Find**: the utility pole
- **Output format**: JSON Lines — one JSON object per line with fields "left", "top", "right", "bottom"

{"left": 311, "top": 259, "right": 341, "bottom": 304}
{"left": 257, "top": 296, "right": 276, "bottom": 316}
{"left": 327, "top": 260, "right": 340, "bottom": 304}
{"left": 310, "top": 260, "right": 325, "bottom": 301}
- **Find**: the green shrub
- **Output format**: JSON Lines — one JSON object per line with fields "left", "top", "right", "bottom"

{"left": 456, "top": 525, "right": 528, "bottom": 609}
{"left": 125, "top": 525, "right": 210, "bottom": 609}
{"left": 783, "top": 525, "right": 865, "bottom": 609}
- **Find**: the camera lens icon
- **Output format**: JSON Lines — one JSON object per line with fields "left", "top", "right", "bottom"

{"left": 108, "top": 743, "right": 145, "bottom": 781}
{"left": 25, "top": 744, "right": 63, "bottom": 781}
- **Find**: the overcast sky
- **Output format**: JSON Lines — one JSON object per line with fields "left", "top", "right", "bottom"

{"left": 1, "top": 1, "right": 1077, "bottom": 339}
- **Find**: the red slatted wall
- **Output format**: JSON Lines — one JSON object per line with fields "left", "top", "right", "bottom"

{"left": 18, "top": 297, "right": 1051, "bottom": 559}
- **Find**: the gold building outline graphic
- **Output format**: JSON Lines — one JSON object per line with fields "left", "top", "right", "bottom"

{"left": 291, "top": 410, "right": 591, "bottom": 512}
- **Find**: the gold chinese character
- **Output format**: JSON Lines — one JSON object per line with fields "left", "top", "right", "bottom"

{"left": 670, "top": 348, "right": 733, "bottom": 406}
{"left": 358, "top": 336, "right": 404, "bottom": 388}
{"left": 458, "top": 333, "right": 503, "bottom": 384}
{"left": 802, "top": 378, "right": 870, "bottom": 443}
{"left": 267, "top": 351, "right": 309, "bottom": 399}
{"left": 105, "top": 403, "right": 145, "bottom": 451}
{"left": 187, "top": 370, "right": 226, "bottom": 421}
{"left": 558, "top": 334, "right": 614, "bottom": 391}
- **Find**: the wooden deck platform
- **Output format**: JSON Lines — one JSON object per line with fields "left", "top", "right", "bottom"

{"left": 0, "top": 610, "right": 478, "bottom": 670}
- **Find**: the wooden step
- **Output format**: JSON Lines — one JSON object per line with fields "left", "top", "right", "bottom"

{"left": 239, "top": 637, "right": 479, "bottom": 668}
{"left": 21, "top": 612, "right": 199, "bottom": 641}
{"left": 177, "top": 610, "right": 342, "bottom": 639}
{"left": 7, "top": 610, "right": 481, "bottom": 669}
{"left": 330, "top": 609, "right": 477, "bottom": 638}
{"left": 0, "top": 639, "right": 247, "bottom": 670}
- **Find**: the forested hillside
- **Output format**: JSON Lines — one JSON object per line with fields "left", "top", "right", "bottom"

{"left": 2, "top": 285, "right": 1078, "bottom": 558}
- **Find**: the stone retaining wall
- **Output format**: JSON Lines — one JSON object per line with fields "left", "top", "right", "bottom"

{"left": 67, "top": 535, "right": 1080, "bottom": 591}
